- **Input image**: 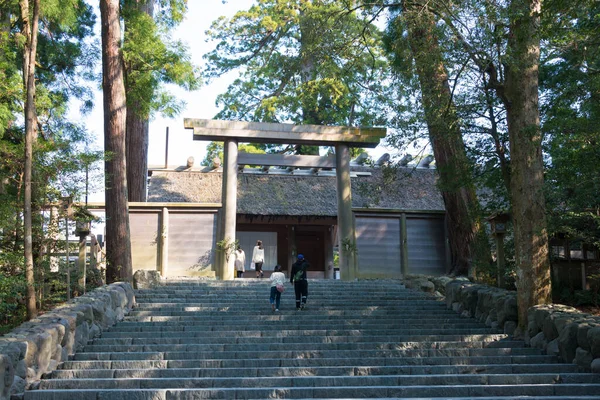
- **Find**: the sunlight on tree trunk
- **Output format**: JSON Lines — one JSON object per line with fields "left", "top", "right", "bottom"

{"left": 400, "top": 1, "right": 485, "bottom": 276}
{"left": 125, "top": 0, "right": 153, "bottom": 202}
{"left": 505, "top": 0, "right": 551, "bottom": 332}
{"left": 21, "top": 0, "right": 40, "bottom": 320}
{"left": 101, "top": 0, "right": 133, "bottom": 283}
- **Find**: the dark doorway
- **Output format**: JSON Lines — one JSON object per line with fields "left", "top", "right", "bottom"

{"left": 295, "top": 226, "right": 326, "bottom": 278}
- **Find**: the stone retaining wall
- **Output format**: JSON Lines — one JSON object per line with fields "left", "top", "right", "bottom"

{"left": 0, "top": 282, "right": 135, "bottom": 400}
{"left": 404, "top": 274, "right": 600, "bottom": 373}
{"left": 528, "top": 304, "right": 600, "bottom": 373}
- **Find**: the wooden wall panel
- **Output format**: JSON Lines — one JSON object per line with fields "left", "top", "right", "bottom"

{"left": 130, "top": 211, "right": 160, "bottom": 272}
{"left": 355, "top": 216, "right": 401, "bottom": 278}
{"left": 167, "top": 212, "right": 217, "bottom": 277}
{"left": 406, "top": 216, "right": 446, "bottom": 275}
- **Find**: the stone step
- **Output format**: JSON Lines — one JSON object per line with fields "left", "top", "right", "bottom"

{"left": 119, "top": 315, "right": 475, "bottom": 324}
{"left": 35, "top": 373, "right": 600, "bottom": 390}
{"left": 140, "top": 280, "right": 408, "bottom": 287}
{"left": 136, "top": 296, "right": 442, "bottom": 307}
{"left": 27, "top": 279, "right": 596, "bottom": 400}
{"left": 125, "top": 311, "right": 464, "bottom": 319}
{"left": 71, "top": 347, "right": 544, "bottom": 361}
{"left": 49, "top": 363, "right": 582, "bottom": 379}
{"left": 133, "top": 293, "right": 432, "bottom": 298}
{"left": 81, "top": 340, "right": 519, "bottom": 353}
{"left": 59, "top": 355, "right": 565, "bottom": 371}
{"left": 134, "top": 291, "right": 425, "bottom": 298}
{"left": 24, "top": 384, "right": 600, "bottom": 399}
{"left": 132, "top": 297, "right": 436, "bottom": 304}
{"left": 132, "top": 294, "right": 432, "bottom": 300}
{"left": 131, "top": 303, "right": 449, "bottom": 311}
{"left": 91, "top": 335, "right": 513, "bottom": 346}
{"left": 124, "top": 314, "right": 482, "bottom": 323}
{"left": 104, "top": 325, "right": 498, "bottom": 340}
{"left": 114, "top": 322, "right": 499, "bottom": 334}
{"left": 107, "top": 317, "right": 489, "bottom": 327}
{"left": 127, "top": 310, "right": 452, "bottom": 320}
{"left": 101, "top": 324, "right": 493, "bottom": 336}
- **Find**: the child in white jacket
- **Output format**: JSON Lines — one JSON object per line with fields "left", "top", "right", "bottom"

{"left": 269, "top": 265, "right": 286, "bottom": 311}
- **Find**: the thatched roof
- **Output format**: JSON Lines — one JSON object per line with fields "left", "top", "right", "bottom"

{"left": 148, "top": 166, "right": 444, "bottom": 215}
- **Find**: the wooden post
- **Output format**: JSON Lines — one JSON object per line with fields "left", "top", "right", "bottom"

{"left": 335, "top": 143, "right": 356, "bottom": 280}
{"left": 219, "top": 138, "right": 238, "bottom": 280}
{"left": 325, "top": 225, "right": 334, "bottom": 279}
{"left": 62, "top": 196, "right": 72, "bottom": 301}
{"left": 496, "top": 233, "right": 506, "bottom": 288}
{"left": 90, "top": 234, "right": 98, "bottom": 270}
{"left": 65, "top": 215, "right": 70, "bottom": 301}
{"left": 160, "top": 207, "right": 169, "bottom": 277}
{"left": 78, "top": 234, "right": 87, "bottom": 292}
{"left": 287, "top": 225, "right": 296, "bottom": 277}
{"left": 401, "top": 213, "right": 409, "bottom": 278}
{"left": 49, "top": 206, "right": 60, "bottom": 272}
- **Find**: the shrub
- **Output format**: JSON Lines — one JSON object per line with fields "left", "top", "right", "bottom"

{"left": 0, "top": 273, "right": 27, "bottom": 331}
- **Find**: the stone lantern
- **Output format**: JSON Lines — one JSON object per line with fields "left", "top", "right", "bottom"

{"left": 487, "top": 212, "right": 510, "bottom": 288}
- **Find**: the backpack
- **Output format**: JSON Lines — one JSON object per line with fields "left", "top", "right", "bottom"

{"left": 293, "top": 262, "right": 307, "bottom": 281}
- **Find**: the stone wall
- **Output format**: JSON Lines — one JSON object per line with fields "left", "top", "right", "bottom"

{"left": 404, "top": 275, "right": 600, "bottom": 372}
{"left": 527, "top": 304, "right": 600, "bottom": 373}
{"left": 0, "top": 282, "right": 135, "bottom": 400}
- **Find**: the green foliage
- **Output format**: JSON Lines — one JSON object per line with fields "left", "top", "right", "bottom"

{"left": 541, "top": 0, "right": 600, "bottom": 245}
{"left": 216, "top": 237, "right": 239, "bottom": 262}
{"left": 573, "top": 289, "right": 600, "bottom": 307}
{"left": 0, "top": 0, "right": 103, "bottom": 326}
{"left": 201, "top": 142, "right": 224, "bottom": 167}
{"left": 204, "top": 0, "right": 393, "bottom": 130}
{"left": 0, "top": 272, "right": 27, "bottom": 331}
{"left": 340, "top": 238, "right": 358, "bottom": 256}
{"left": 553, "top": 272, "right": 600, "bottom": 307}
{"left": 122, "top": 0, "right": 200, "bottom": 119}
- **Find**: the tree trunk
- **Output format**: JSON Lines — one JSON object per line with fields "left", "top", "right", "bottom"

{"left": 125, "top": 101, "right": 149, "bottom": 202}
{"left": 101, "top": 0, "right": 133, "bottom": 283}
{"left": 504, "top": 0, "right": 551, "bottom": 331}
{"left": 401, "top": 2, "right": 484, "bottom": 276}
{"left": 20, "top": 0, "right": 40, "bottom": 320}
{"left": 125, "top": 0, "right": 152, "bottom": 202}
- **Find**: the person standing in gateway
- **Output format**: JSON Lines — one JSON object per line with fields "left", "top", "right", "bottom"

{"left": 252, "top": 240, "right": 265, "bottom": 278}
{"left": 234, "top": 246, "right": 245, "bottom": 278}
{"left": 290, "top": 254, "right": 309, "bottom": 310}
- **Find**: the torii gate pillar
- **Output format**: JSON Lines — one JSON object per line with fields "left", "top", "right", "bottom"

{"left": 218, "top": 138, "right": 238, "bottom": 280}
{"left": 335, "top": 143, "right": 356, "bottom": 280}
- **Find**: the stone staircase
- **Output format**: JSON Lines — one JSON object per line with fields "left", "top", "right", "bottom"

{"left": 25, "top": 279, "right": 600, "bottom": 399}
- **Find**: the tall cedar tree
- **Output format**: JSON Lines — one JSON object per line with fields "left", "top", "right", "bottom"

{"left": 409, "top": 0, "right": 551, "bottom": 328}
{"left": 505, "top": 0, "right": 551, "bottom": 329}
{"left": 122, "top": 0, "right": 199, "bottom": 201}
{"left": 20, "top": 0, "right": 40, "bottom": 319}
{"left": 101, "top": 0, "right": 133, "bottom": 283}
{"left": 124, "top": 0, "right": 152, "bottom": 202}
{"left": 395, "top": 0, "right": 484, "bottom": 276}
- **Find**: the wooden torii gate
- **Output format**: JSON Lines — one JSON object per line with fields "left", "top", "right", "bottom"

{"left": 184, "top": 119, "right": 386, "bottom": 280}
